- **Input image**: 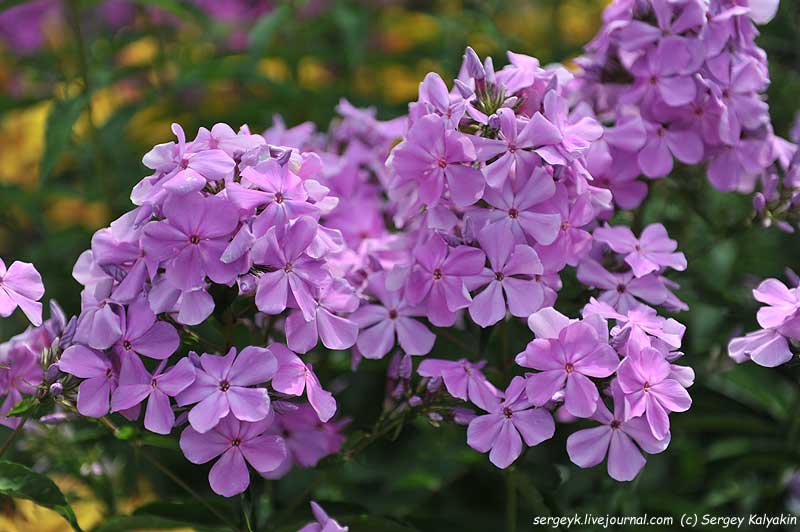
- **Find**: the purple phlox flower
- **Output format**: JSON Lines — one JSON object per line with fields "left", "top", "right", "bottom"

{"left": 583, "top": 298, "right": 686, "bottom": 354}
{"left": 0, "top": 258, "right": 45, "bottom": 326}
{"left": 728, "top": 318, "right": 800, "bottom": 368}
{"left": 526, "top": 306, "right": 577, "bottom": 339}
{"left": 58, "top": 346, "right": 122, "bottom": 418}
{"left": 111, "top": 355, "right": 195, "bottom": 434}
{"left": 752, "top": 278, "right": 800, "bottom": 329}
{"left": 478, "top": 166, "right": 561, "bottom": 246}
{"left": 390, "top": 114, "right": 485, "bottom": 208}
{"left": 468, "top": 223, "right": 545, "bottom": 327}
{"left": 176, "top": 346, "right": 277, "bottom": 433}
{"left": 616, "top": 0, "right": 705, "bottom": 53}
{"left": 566, "top": 381, "right": 671, "bottom": 481}
{"left": 180, "top": 414, "right": 286, "bottom": 497}
{"left": 711, "top": 58, "right": 770, "bottom": 142}
{"left": 636, "top": 119, "right": 704, "bottom": 178}
{"left": 616, "top": 346, "right": 691, "bottom": 440}
{"left": 261, "top": 403, "right": 346, "bottom": 479}
{"left": 417, "top": 358, "right": 502, "bottom": 411}
{"left": 413, "top": 72, "right": 466, "bottom": 128}
{"left": 707, "top": 135, "right": 775, "bottom": 192}
{"left": 226, "top": 159, "right": 319, "bottom": 234}
{"left": 466, "top": 376, "right": 555, "bottom": 469}
{"left": 285, "top": 278, "right": 359, "bottom": 353}
{"left": 351, "top": 271, "right": 435, "bottom": 359}
{"left": 593, "top": 223, "right": 687, "bottom": 278}
{"left": 192, "top": 123, "right": 265, "bottom": 158}
{"left": 0, "top": 345, "right": 42, "bottom": 428}
{"left": 516, "top": 321, "right": 619, "bottom": 418}
{"left": 473, "top": 107, "right": 563, "bottom": 187}
{"left": 143, "top": 193, "right": 246, "bottom": 291}
{"left": 270, "top": 343, "right": 336, "bottom": 423}
{"left": 585, "top": 142, "right": 647, "bottom": 211}
{"left": 142, "top": 123, "right": 235, "bottom": 195}
{"left": 298, "top": 501, "right": 349, "bottom": 532}
{"left": 89, "top": 227, "right": 152, "bottom": 304}
{"left": 577, "top": 258, "right": 669, "bottom": 312}
{"left": 148, "top": 279, "right": 215, "bottom": 326}
{"left": 625, "top": 37, "right": 698, "bottom": 107}
{"left": 539, "top": 89, "right": 603, "bottom": 162}
{"left": 74, "top": 296, "right": 123, "bottom": 351}
{"left": 251, "top": 216, "right": 330, "bottom": 321}
{"left": 112, "top": 298, "right": 180, "bottom": 360}
{"left": 405, "top": 234, "right": 485, "bottom": 327}
{"left": 535, "top": 187, "right": 595, "bottom": 270}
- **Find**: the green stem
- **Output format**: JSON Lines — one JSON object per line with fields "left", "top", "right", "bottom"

{"left": 0, "top": 413, "right": 31, "bottom": 459}
{"left": 505, "top": 468, "right": 517, "bottom": 532}
{"left": 64, "top": 0, "right": 112, "bottom": 202}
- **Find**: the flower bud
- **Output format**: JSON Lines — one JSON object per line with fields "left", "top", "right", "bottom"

{"left": 463, "top": 47, "right": 485, "bottom": 80}
{"left": 49, "top": 381, "right": 63, "bottom": 396}
{"left": 453, "top": 79, "right": 473, "bottom": 99}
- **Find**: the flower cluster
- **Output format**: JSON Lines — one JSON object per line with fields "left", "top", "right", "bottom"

{"left": 729, "top": 275, "right": 800, "bottom": 368}
{"left": 572, "top": 0, "right": 790, "bottom": 203}
{"left": 56, "top": 122, "right": 355, "bottom": 496}
{"left": 331, "top": 45, "right": 693, "bottom": 480}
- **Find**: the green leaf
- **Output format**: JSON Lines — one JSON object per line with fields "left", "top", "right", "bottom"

{"left": 5, "top": 396, "right": 38, "bottom": 418}
{"left": 40, "top": 96, "right": 88, "bottom": 181}
{"left": 0, "top": 461, "right": 83, "bottom": 532}
{"left": 127, "top": 0, "right": 208, "bottom": 23}
{"left": 248, "top": 5, "right": 290, "bottom": 53}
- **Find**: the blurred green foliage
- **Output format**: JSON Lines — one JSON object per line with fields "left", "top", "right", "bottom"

{"left": 1, "top": 1, "right": 800, "bottom": 531}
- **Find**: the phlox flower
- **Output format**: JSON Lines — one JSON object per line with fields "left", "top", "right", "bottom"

{"left": 0, "top": 258, "right": 45, "bottom": 326}
{"left": 252, "top": 216, "right": 330, "bottom": 321}
{"left": 577, "top": 259, "right": 669, "bottom": 312}
{"left": 0, "top": 345, "right": 42, "bottom": 428}
{"left": 176, "top": 346, "right": 277, "bottom": 433}
{"left": 473, "top": 107, "right": 562, "bottom": 187}
{"left": 406, "top": 234, "right": 485, "bottom": 327}
{"left": 516, "top": 321, "right": 619, "bottom": 417}
{"left": 351, "top": 272, "right": 435, "bottom": 359}
{"left": 192, "top": 123, "right": 265, "bottom": 157}
{"left": 466, "top": 377, "right": 555, "bottom": 469}
{"left": 262, "top": 403, "right": 346, "bottom": 479}
{"left": 584, "top": 298, "right": 686, "bottom": 353}
{"left": 728, "top": 320, "right": 800, "bottom": 368}
{"left": 58, "top": 346, "right": 121, "bottom": 417}
{"left": 390, "top": 114, "right": 485, "bottom": 208}
{"left": 752, "top": 278, "right": 800, "bottom": 329}
{"left": 535, "top": 188, "right": 595, "bottom": 270}
{"left": 566, "top": 382, "right": 670, "bottom": 481}
{"left": 468, "top": 223, "right": 545, "bottom": 327}
{"left": 111, "top": 355, "right": 195, "bottom": 434}
{"left": 417, "top": 358, "right": 501, "bottom": 411}
{"left": 143, "top": 193, "right": 246, "bottom": 291}
{"left": 285, "top": 278, "right": 359, "bottom": 353}
{"left": 112, "top": 298, "right": 180, "bottom": 360}
{"left": 180, "top": 414, "right": 286, "bottom": 497}
{"left": 270, "top": 343, "right": 336, "bottom": 423}
{"left": 477, "top": 166, "right": 561, "bottom": 246}
{"left": 142, "top": 123, "right": 235, "bottom": 195}
{"left": 616, "top": 347, "right": 692, "bottom": 440}
{"left": 226, "top": 158, "right": 319, "bottom": 233}
{"left": 593, "top": 223, "right": 687, "bottom": 278}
